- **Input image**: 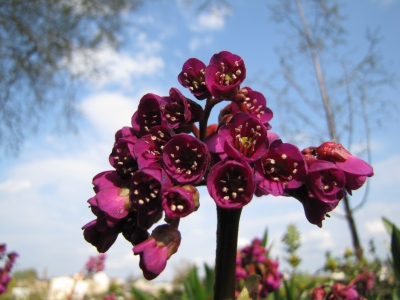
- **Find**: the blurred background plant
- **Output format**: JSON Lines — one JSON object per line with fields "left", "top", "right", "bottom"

{"left": 127, "top": 218, "right": 400, "bottom": 300}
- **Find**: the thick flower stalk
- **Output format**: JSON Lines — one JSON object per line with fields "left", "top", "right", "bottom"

{"left": 81, "top": 50, "right": 373, "bottom": 299}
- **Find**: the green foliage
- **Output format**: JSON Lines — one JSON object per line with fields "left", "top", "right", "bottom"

{"left": 0, "top": 0, "right": 145, "bottom": 154}
{"left": 282, "top": 224, "right": 301, "bottom": 269}
{"left": 182, "top": 264, "right": 214, "bottom": 300}
{"left": 12, "top": 269, "right": 38, "bottom": 280}
{"left": 131, "top": 285, "right": 155, "bottom": 300}
{"left": 382, "top": 217, "right": 400, "bottom": 298}
{"left": 237, "top": 274, "right": 261, "bottom": 300}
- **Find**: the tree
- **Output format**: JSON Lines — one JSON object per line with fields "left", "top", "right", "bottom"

{"left": 265, "top": 0, "right": 395, "bottom": 260}
{"left": 0, "top": 0, "right": 144, "bottom": 155}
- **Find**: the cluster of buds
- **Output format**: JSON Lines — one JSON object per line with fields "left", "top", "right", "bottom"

{"left": 85, "top": 253, "right": 106, "bottom": 275}
{"left": 235, "top": 238, "right": 282, "bottom": 298}
{"left": 312, "top": 271, "right": 374, "bottom": 300}
{"left": 82, "top": 50, "right": 373, "bottom": 280}
{"left": 0, "top": 244, "right": 18, "bottom": 295}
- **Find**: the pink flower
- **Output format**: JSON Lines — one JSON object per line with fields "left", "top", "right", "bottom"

{"left": 330, "top": 282, "right": 359, "bottom": 300}
{"left": 230, "top": 87, "right": 273, "bottom": 125}
{"left": 162, "top": 185, "right": 199, "bottom": 219}
{"left": 205, "top": 51, "right": 246, "bottom": 100}
{"left": 134, "top": 125, "right": 172, "bottom": 169}
{"left": 131, "top": 93, "right": 163, "bottom": 137}
{"left": 178, "top": 58, "right": 210, "bottom": 100}
{"left": 255, "top": 139, "right": 307, "bottom": 196}
{"left": 218, "top": 112, "right": 269, "bottom": 163}
{"left": 207, "top": 159, "right": 255, "bottom": 209}
{"left": 288, "top": 184, "right": 339, "bottom": 227}
{"left": 133, "top": 225, "right": 181, "bottom": 280}
{"left": 305, "top": 159, "right": 346, "bottom": 203}
{"left": 109, "top": 127, "right": 138, "bottom": 179}
{"left": 316, "top": 142, "right": 373, "bottom": 194}
{"left": 130, "top": 163, "right": 172, "bottom": 216}
{"left": 160, "top": 88, "right": 204, "bottom": 130}
{"left": 311, "top": 286, "right": 327, "bottom": 300}
{"left": 162, "top": 133, "right": 210, "bottom": 184}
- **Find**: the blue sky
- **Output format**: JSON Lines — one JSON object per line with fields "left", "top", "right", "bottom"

{"left": 1, "top": 0, "right": 399, "bottom": 282}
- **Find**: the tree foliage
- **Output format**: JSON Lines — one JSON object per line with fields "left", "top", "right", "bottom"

{"left": 0, "top": 0, "right": 144, "bottom": 155}
{"left": 265, "top": 0, "right": 395, "bottom": 260}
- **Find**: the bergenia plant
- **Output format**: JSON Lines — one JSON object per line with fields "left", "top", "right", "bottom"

{"left": 0, "top": 244, "right": 18, "bottom": 295}
{"left": 82, "top": 50, "right": 373, "bottom": 299}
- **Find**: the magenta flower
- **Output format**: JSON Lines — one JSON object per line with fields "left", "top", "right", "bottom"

{"left": 131, "top": 93, "right": 163, "bottom": 137}
{"left": 178, "top": 58, "right": 211, "bottom": 100}
{"left": 85, "top": 254, "right": 106, "bottom": 274}
{"left": 230, "top": 87, "right": 273, "bottom": 125}
{"left": 260, "top": 258, "right": 283, "bottom": 298}
{"left": 218, "top": 112, "right": 269, "bottom": 163}
{"left": 311, "top": 286, "right": 327, "bottom": 300}
{"left": 162, "top": 133, "right": 210, "bottom": 184}
{"left": 255, "top": 140, "right": 307, "bottom": 196}
{"left": 316, "top": 142, "right": 374, "bottom": 193}
{"left": 162, "top": 185, "right": 199, "bottom": 219}
{"left": 160, "top": 88, "right": 203, "bottom": 130}
{"left": 134, "top": 125, "right": 172, "bottom": 169}
{"left": 207, "top": 159, "right": 255, "bottom": 209}
{"left": 130, "top": 163, "right": 172, "bottom": 215}
{"left": 82, "top": 219, "right": 122, "bottom": 253}
{"left": 90, "top": 171, "right": 130, "bottom": 221}
{"left": 133, "top": 224, "right": 181, "bottom": 280}
{"left": 109, "top": 127, "right": 138, "bottom": 179}
{"left": 305, "top": 159, "right": 346, "bottom": 203}
{"left": 330, "top": 282, "right": 359, "bottom": 299}
{"left": 205, "top": 51, "right": 246, "bottom": 100}
{"left": 288, "top": 185, "right": 339, "bottom": 227}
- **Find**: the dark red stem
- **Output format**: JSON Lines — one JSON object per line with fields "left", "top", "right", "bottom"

{"left": 214, "top": 207, "right": 242, "bottom": 300}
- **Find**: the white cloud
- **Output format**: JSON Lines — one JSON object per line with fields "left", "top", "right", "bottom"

{"left": 190, "top": 6, "right": 230, "bottom": 32}
{"left": 79, "top": 92, "right": 139, "bottom": 138}
{"left": 66, "top": 34, "right": 164, "bottom": 87}
{"left": 0, "top": 179, "right": 31, "bottom": 193}
{"left": 303, "top": 229, "right": 334, "bottom": 249}
{"left": 69, "top": 47, "right": 164, "bottom": 87}
{"left": 189, "top": 36, "right": 213, "bottom": 52}
{"left": 365, "top": 219, "right": 386, "bottom": 234}
{"left": 371, "top": 0, "right": 398, "bottom": 6}
{"left": 372, "top": 155, "right": 400, "bottom": 186}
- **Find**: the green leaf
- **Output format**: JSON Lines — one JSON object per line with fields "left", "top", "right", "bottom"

{"left": 262, "top": 228, "right": 269, "bottom": 248}
{"left": 382, "top": 217, "right": 394, "bottom": 236}
{"left": 203, "top": 263, "right": 215, "bottom": 298}
{"left": 391, "top": 222, "right": 400, "bottom": 281}
{"left": 183, "top": 266, "right": 207, "bottom": 300}
{"left": 237, "top": 274, "right": 262, "bottom": 300}
{"left": 131, "top": 285, "right": 155, "bottom": 300}
{"left": 392, "top": 288, "right": 400, "bottom": 300}
{"left": 283, "top": 277, "right": 296, "bottom": 300}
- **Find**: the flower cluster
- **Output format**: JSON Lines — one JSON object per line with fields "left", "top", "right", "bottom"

{"left": 312, "top": 271, "right": 374, "bottom": 300}
{"left": 0, "top": 244, "right": 18, "bottom": 295}
{"left": 85, "top": 253, "right": 106, "bottom": 275}
{"left": 235, "top": 238, "right": 282, "bottom": 298}
{"left": 82, "top": 50, "right": 373, "bottom": 280}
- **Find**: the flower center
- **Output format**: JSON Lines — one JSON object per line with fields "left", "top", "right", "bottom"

{"left": 112, "top": 145, "right": 138, "bottom": 178}
{"left": 165, "top": 192, "right": 187, "bottom": 212}
{"left": 219, "top": 166, "right": 247, "bottom": 201}
{"left": 234, "top": 122, "right": 262, "bottom": 157}
{"left": 130, "top": 176, "right": 160, "bottom": 210}
{"left": 215, "top": 61, "right": 242, "bottom": 86}
{"left": 171, "top": 144, "right": 201, "bottom": 175}
{"left": 263, "top": 154, "right": 297, "bottom": 185}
